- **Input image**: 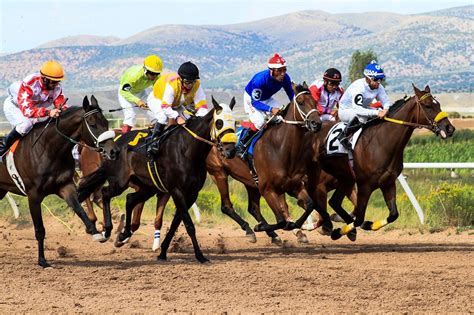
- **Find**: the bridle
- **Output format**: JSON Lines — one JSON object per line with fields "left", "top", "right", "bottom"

{"left": 55, "top": 108, "right": 115, "bottom": 153}
{"left": 280, "top": 90, "right": 319, "bottom": 130}
{"left": 383, "top": 92, "right": 448, "bottom": 134}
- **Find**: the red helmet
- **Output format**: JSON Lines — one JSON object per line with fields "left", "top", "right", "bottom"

{"left": 323, "top": 68, "right": 342, "bottom": 82}
{"left": 267, "top": 53, "right": 287, "bottom": 69}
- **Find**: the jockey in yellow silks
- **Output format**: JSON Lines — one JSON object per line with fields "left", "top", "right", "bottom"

{"left": 146, "top": 61, "right": 209, "bottom": 155}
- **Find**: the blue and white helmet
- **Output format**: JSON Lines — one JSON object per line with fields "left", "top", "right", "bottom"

{"left": 364, "top": 60, "right": 385, "bottom": 80}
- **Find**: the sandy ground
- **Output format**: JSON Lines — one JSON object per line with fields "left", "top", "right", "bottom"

{"left": 0, "top": 216, "right": 472, "bottom": 313}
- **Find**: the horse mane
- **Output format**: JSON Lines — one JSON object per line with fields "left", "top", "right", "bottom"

{"left": 364, "top": 97, "right": 411, "bottom": 128}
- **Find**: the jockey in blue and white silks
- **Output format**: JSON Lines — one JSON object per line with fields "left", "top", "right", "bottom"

{"left": 237, "top": 53, "right": 294, "bottom": 157}
{"left": 337, "top": 60, "right": 391, "bottom": 150}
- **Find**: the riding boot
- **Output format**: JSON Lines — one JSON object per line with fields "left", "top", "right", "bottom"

{"left": 338, "top": 117, "right": 361, "bottom": 151}
{"left": 147, "top": 123, "right": 166, "bottom": 156}
{"left": 236, "top": 128, "right": 258, "bottom": 159}
{"left": 0, "top": 128, "right": 22, "bottom": 157}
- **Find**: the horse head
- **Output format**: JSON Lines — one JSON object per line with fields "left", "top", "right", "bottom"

{"left": 211, "top": 96, "right": 237, "bottom": 159}
{"left": 291, "top": 82, "right": 322, "bottom": 132}
{"left": 412, "top": 84, "right": 455, "bottom": 139}
{"left": 81, "top": 95, "right": 120, "bottom": 160}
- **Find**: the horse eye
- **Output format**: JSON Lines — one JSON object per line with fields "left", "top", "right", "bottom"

{"left": 215, "top": 119, "right": 223, "bottom": 130}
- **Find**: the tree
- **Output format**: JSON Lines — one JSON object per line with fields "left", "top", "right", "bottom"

{"left": 348, "top": 49, "right": 378, "bottom": 83}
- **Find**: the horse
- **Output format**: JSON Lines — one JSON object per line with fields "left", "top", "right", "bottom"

{"left": 307, "top": 84, "right": 455, "bottom": 240}
{"left": 77, "top": 97, "right": 237, "bottom": 263}
{"left": 248, "top": 82, "right": 336, "bottom": 234}
{"left": 0, "top": 96, "right": 120, "bottom": 267}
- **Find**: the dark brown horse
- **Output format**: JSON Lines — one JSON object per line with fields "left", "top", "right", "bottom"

{"left": 77, "top": 97, "right": 237, "bottom": 263}
{"left": 0, "top": 96, "right": 120, "bottom": 267}
{"left": 249, "top": 83, "right": 334, "bottom": 234}
{"left": 307, "top": 84, "right": 455, "bottom": 240}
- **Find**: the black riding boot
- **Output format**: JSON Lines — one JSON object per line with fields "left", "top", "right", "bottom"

{"left": 236, "top": 128, "right": 257, "bottom": 159}
{"left": 0, "top": 128, "right": 22, "bottom": 157}
{"left": 147, "top": 123, "right": 166, "bottom": 156}
{"left": 338, "top": 117, "right": 361, "bottom": 151}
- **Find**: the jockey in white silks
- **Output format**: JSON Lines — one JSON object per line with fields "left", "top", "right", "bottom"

{"left": 337, "top": 60, "right": 391, "bottom": 150}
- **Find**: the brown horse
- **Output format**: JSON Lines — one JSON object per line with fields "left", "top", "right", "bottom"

{"left": 249, "top": 83, "right": 335, "bottom": 234}
{"left": 307, "top": 84, "right": 455, "bottom": 240}
{"left": 77, "top": 97, "right": 237, "bottom": 263}
{"left": 0, "top": 96, "right": 120, "bottom": 267}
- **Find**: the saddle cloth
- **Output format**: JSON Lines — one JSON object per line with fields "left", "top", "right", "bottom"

{"left": 325, "top": 122, "right": 363, "bottom": 156}
{"left": 6, "top": 140, "right": 27, "bottom": 195}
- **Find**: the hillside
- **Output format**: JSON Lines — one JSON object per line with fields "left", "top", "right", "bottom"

{"left": 0, "top": 6, "right": 472, "bottom": 95}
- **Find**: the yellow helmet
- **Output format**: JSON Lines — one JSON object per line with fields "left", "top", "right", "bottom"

{"left": 40, "top": 60, "right": 65, "bottom": 81}
{"left": 143, "top": 55, "right": 163, "bottom": 74}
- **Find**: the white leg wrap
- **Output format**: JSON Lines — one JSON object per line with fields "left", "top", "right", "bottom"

{"left": 152, "top": 230, "right": 161, "bottom": 251}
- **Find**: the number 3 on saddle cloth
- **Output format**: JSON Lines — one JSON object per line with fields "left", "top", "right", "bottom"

{"left": 325, "top": 122, "right": 363, "bottom": 156}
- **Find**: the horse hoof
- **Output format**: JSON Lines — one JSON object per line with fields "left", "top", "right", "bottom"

{"left": 38, "top": 259, "right": 52, "bottom": 269}
{"left": 99, "top": 231, "right": 110, "bottom": 243}
{"left": 271, "top": 236, "right": 283, "bottom": 246}
{"left": 347, "top": 229, "right": 357, "bottom": 242}
{"left": 197, "top": 256, "right": 210, "bottom": 264}
{"left": 92, "top": 233, "right": 107, "bottom": 242}
{"left": 319, "top": 225, "right": 333, "bottom": 236}
{"left": 157, "top": 254, "right": 167, "bottom": 261}
{"left": 360, "top": 221, "right": 373, "bottom": 230}
{"left": 152, "top": 239, "right": 161, "bottom": 252}
{"left": 331, "top": 228, "right": 343, "bottom": 240}
{"left": 246, "top": 231, "right": 257, "bottom": 243}
{"left": 295, "top": 230, "right": 309, "bottom": 244}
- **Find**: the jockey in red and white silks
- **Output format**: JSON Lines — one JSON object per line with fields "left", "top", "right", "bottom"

{"left": 4, "top": 65, "right": 67, "bottom": 135}
{"left": 309, "top": 68, "right": 344, "bottom": 122}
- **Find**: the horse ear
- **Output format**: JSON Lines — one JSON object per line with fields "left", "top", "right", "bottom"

{"left": 424, "top": 85, "right": 431, "bottom": 93}
{"left": 90, "top": 95, "right": 99, "bottom": 107}
{"left": 303, "top": 81, "right": 308, "bottom": 89}
{"left": 82, "top": 96, "right": 90, "bottom": 110}
{"left": 291, "top": 81, "right": 296, "bottom": 92}
{"left": 212, "top": 95, "right": 222, "bottom": 111}
{"left": 412, "top": 83, "right": 421, "bottom": 95}
{"left": 229, "top": 97, "right": 236, "bottom": 110}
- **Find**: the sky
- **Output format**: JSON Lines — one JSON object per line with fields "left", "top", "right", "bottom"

{"left": 0, "top": 0, "right": 471, "bottom": 54}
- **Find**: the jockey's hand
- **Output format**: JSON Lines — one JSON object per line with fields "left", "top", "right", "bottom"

{"left": 49, "top": 108, "right": 61, "bottom": 118}
{"left": 271, "top": 107, "right": 280, "bottom": 115}
{"left": 177, "top": 116, "right": 186, "bottom": 125}
{"left": 137, "top": 100, "right": 148, "bottom": 109}
{"left": 377, "top": 109, "right": 388, "bottom": 118}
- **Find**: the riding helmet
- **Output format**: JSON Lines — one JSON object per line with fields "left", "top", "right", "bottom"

{"left": 178, "top": 61, "right": 200, "bottom": 80}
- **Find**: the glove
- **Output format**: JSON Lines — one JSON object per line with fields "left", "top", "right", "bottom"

{"left": 137, "top": 100, "right": 148, "bottom": 109}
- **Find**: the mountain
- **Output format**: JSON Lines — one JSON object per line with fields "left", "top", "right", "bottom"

{"left": 37, "top": 35, "right": 121, "bottom": 49}
{"left": 0, "top": 6, "right": 472, "bottom": 97}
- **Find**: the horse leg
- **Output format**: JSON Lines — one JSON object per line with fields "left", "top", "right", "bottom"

{"left": 327, "top": 184, "right": 357, "bottom": 241}
{"left": 115, "top": 189, "right": 154, "bottom": 247}
{"left": 158, "top": 209, "right": 182, "bottom": 262}
{"left": 253, "top": 190, "right": 287, "bottom": 232}
{"left": 152, "top": 193, "right": 170, "bottom": 251}
{"left": 292, "top": 187, "right": 332, "bottom": 236}
{"left": 246, "top": 186, "right": 281, "bottom": 244}
{"left": 215, "top": 177, "right": 255, "bottom": 242}
{"left": 361, "top": 182, "right": 398, "bottom": 231}
{"left": 27, "top": 196, "right": 50, "bottom": 268}
{"left": 332, "top": 185, "right": 372, "bottom": 240}
{"left": 58, "top": 183, "right": 105, "bottom": 242}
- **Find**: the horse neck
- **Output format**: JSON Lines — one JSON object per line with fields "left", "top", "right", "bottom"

{"left": 282, "top": 100, "right": 301, "bottom": 122}
{"left": 372, "top": 97, "right": 418, "bottom": 158}
{"left": 179, "top": 114, "right": 214, "bottom": 158}
{"left": 40, "top": 110, "right": 83, "bottom": 154}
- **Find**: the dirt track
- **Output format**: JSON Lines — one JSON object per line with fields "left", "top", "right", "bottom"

{"left": 0, "top": 216, "right": 472, "bottom": 313}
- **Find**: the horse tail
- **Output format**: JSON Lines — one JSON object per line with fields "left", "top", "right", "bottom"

{"left": 77, "top": 167, "right": 108, "bottom": 202}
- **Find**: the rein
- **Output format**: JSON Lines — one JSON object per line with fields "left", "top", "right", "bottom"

{"left": 383, "top": 93, "right": 448, "bottom": 132}
{"left": 181, "top": 124, "right": 216, "bottom": 146}
{"left": 55, "top": 108, "right": 115, "bottom": 152}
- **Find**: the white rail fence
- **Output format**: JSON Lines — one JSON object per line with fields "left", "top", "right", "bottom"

{"left": 399, "top": 162, "right": 474, "bottom": 224}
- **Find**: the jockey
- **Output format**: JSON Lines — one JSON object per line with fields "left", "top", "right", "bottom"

{"left": 119, "top": 55, "right": 163, "bottom": 134}
{"left": 237, "top": 53, "right": 294, "bottom": 157}
{"left": 337, "top": 60, "right": 391, "bottom": 150}
{"left": 146, "top": 61, "right": 209, "bottom": 155}
{"left": 0, "top": 60, "right": 68, "bottom": 157}
{"left": 309, "top": 68, "right": 344, "bottom": 122}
